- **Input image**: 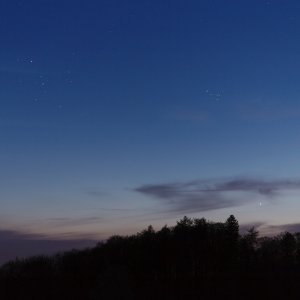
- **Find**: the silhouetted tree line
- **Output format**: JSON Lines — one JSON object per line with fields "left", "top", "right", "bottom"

{"left": 1, "top": 215, "right": 300, "bottom": 299}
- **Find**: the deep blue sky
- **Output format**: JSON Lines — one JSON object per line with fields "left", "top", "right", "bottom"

{"left": 2, "top": 0, "right": 300, "bottom": 262}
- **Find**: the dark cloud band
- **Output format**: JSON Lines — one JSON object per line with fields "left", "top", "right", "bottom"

{"left": 135, "top": 178, "right": 300, "bottom": 213}
{"left": 0, "top": 230, "right": 96, "bottom": 266}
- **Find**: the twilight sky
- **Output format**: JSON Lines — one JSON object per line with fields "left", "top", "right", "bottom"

{"left": 2, "top": 0, "right": 300, "bottom": 263}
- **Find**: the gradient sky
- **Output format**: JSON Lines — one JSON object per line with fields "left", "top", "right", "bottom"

{"left": 2, "top": 0, "right": 300, "bottom": 262}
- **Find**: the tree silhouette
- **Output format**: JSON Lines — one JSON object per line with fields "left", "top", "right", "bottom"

{"left": 2, "top": 215, "right": 300, "bottom": 299}
{"left": 225, "top": 215, "right": 239, "bottom": 241}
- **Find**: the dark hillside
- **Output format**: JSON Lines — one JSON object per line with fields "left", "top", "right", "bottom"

{"left": 1, "top": 215, "right": 300, "bottom": 300}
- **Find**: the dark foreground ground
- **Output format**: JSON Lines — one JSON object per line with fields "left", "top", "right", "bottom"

{"left": 1, "top": 215, "right": 299, "bottom": 300}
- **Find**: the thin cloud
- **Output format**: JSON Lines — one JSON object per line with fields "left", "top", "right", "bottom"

{"left": 237, "top": 222, "right": 300, "bottom": 236}
{"left": 135, "top": 178, "right": 300, "bottom": 214}
{"left": 261, "top": 223, "right": 300, "bottom": 235}
{"left": 277, "top": 223, "right": 300, "bottom": 233}
{"left": 47, "top": 216, "right": 104, "bottom": 227}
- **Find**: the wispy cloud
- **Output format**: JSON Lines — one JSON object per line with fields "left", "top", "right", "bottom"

{"left": 238, "top": 222, "right": 300, "bottom": 236}
{"left": 260, "top": 223, "right": 300, "bottom": 236}
{"left": 47, "top": 216, "right": 104, "bottom": 227}
{"left": 135, "top": 178, "right": 300, "bottom": 214}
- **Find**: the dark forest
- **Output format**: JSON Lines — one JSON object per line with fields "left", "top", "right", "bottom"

{"left": 1, "top": 215, "right": 300, "bottom": 299}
